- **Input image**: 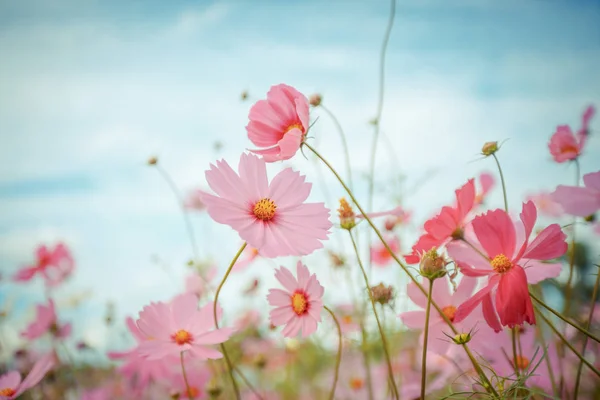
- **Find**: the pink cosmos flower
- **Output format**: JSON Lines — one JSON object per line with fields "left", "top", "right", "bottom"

{"left": 447, "top": 201, "right": 567, "bottom": 331}
{"left": 136, "top": 294, "right": 234, "bottom": 360}
{"left": 337, "top": 304, "right": 360, "bottom": 334}
{"left": 405, "top": 179, "right": 476, "bottom": 264}
{"left": 577, "top": 104, "right": 595, "bottom": 136}
{"left": 183, "top": 189, "right": 206, "bottom": 212}
{"left": 0, "top": 353, "right": 55, "bottom": 399}
{"left": 184, "top": 267, "right": 216, "bottom": 298}
{"left": 246, "top": 84, "right": 309, "bottom": 162}
{"left": 370, "top": 235, "right": 401, "bottom": 267}
{"left": 548, "top": 125, "right": 584, "bottom": 163}
{"left": 474, "top": 172, "right": 495, "bottom": 205}
{"left": 14, "top": 243, "right": 74, "bottom": 287}
{"left": 199, "top": 153, "right": 332, "bottom": 258}
{"left": 552, "top": 170, "right": 600, "bottom": 217}
{"left": 168, "top": 360, "right": 211, "bottom": 399}
{"left": 21, "top": 299, "right": 71, "bottom": 340}
{"left": 233, "top": 246, "right": 261, "bottom": 272}
{"left": 267, "top": 261, "right": 324, "bottom": 337}
{"left": 527, "top": 191, "right": 564, "bottom": 217}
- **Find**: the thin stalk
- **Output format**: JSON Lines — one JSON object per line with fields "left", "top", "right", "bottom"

{"left": 181, "top": 352, "right": 195, "bottom": 399}
{"left": 563, "top": 158, "right": 581, "bottom": 318}
{"left": 491, "top": 153, "right": 508, "bottom": 212}
{"left": 533, "top": 312, "right": 559, "bottom": 397}
{"left": 512, "top": 329, "right": 520, "bottom": 378}
{"left": 213, "top": 242, "right": 247, "bottom": 400}
{"left": 349, "top": 230, "right": 400, "bottom": 400}
{"left": 530, "top": 292, "right": 600, "bottom": 343}
{"left": 420, "top": 279, "right": 434, "bottom": 400}
{"left": 320, "top": 104, "right": 353, "bottom": 191}
{"left": 360, "top": 322, "right": 375, "bottom": 400}
{"left": 304, "top": 142, "right": 499, "bottom": 398}
{"left": 324, "top": 305, "right": 343, "bottom": 400}
{"left": 573, "top": 268, "right": 600, "bottom": 399}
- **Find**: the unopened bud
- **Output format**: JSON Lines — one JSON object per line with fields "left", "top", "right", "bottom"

{"left": 481, "top": 141, "right": 498, "bottom": 156}
{"left": 370, "top": 283, "right": 394, "bottom": 305}
{"left": 309, "top": 94, "right": 322, "bottom": 107}
{"left": 338, "top": 198, "right": 356, "bottom": 230}
{"left": 452, "top": 332, "right": 471, "bottom": 345}
{"left": 240, "top": 90, "right": 248, "bottom": 101}
{"left": 584, "top": 214, "right": 596, "bottom": 223}
{"left": 384, "top": 218, "right": 397, "bottom": 231}
{"left": 328, "top": 250, "right": 345, "bottom": 268}
{"left": 207, "top": 378, "right": 222, "bottom": 398}
{"left": 147, "top": 156, "right": 158, "bottom": 165}
{"left": 419, "top": 248, "right": 446, "bottom": 279}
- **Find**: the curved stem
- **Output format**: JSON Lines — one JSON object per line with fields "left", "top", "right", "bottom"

{"left": 530, "top": 292, "right": 600, "bottom": 343}
{"left": 213, "top": 242, "right": 247, "bottom": 400}
{"left": 324, "top": 305, "right": 343, "bottom": 400}
{"left": 573, "top": 267, "right": 600, "bottom": 399}
{"left": 348, "top": 231, "right": 400, "bottom": 400}
{"left": 491, "top": 153, "right": 508, "bottom": 212}
{"left": 181, "top": 351, "right": 195, "bottom": 399}
{"left": 320, "top": 104, "right": 353, "bottom": 192}
{"left": 420, "top": 279, "right": 434, "bottom": 400}
{"left": 304, "top": 142, "right": 499, "bottom": 398}
{"left": 360, "top": 322, "right": 375, "bottom": 400}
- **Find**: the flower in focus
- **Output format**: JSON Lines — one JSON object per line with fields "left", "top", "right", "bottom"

{"left": 21, "top": 299, "right": 71, "bottom": 340}
{"left": 447, "top": 201, "right": 567, "bottom": 331}
{"left": 0, "top": 353, "right": 55, "bottom": 399}
{"left": 370, "top": 235, "right": 400, "bottom": 267}
{"left": 14, "top": 243, "right": 74, "bottom": 287}
{"left": 246, "top": 84, "right": 309, "bottom": 162}
{"left": 552, "top": 170, "right": 600, "bottom": 217}
{"left": 136, "top": 294, "right": 234, "bottom": 360}
{"left": 199, "top": 153, "right": 332, "bottom": 258}
{"left": 267, "top": 261, "right": 324, "bottom": 337}
{"left": 527, "top": 191, "right": 564, "bottom": 217}
{"left": 548, "top": 125, "right": 585, "bottom": 163}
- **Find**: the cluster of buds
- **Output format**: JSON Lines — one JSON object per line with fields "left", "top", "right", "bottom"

{"left": 337, "top": 198, "right": 356, "bottom": 230}
{"left": 370, "top": 283, "right": 394, "bottom": 305}
{"left": 419, "top": 247, "right": 447, "bottom": 280}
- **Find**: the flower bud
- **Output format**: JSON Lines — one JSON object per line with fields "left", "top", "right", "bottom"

{"left": 207, "top": 378, "right": 222, "bottom": 398}
{"left": 370, "top": 283, "right": 394, "bottom": 305}
{"left": 419, "top": 248, "right": 446, "bottom": 279}
{"left": 309, "top": 94, "right": 322, "bottom": 107}
{"left": 337, "top": 198, "right": 356, "bottom": 230}
{"left": 147, "top": 156, "right": 158, "bottom": 165}
{"left": 452, "top": 332, "right": 471, "bottom": 345}
{"left": 481, "top": 141, "right": 498, "bottom": 156}
{"left": 240, "top": 90, "right": 248, "bottom": 101}
{"left": 584, "top": 214, "right": 596, "bottom": 223}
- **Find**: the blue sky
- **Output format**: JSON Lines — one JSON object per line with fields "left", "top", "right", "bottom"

{"left": 1, "top": 0, "right": 599, "bottom": 358}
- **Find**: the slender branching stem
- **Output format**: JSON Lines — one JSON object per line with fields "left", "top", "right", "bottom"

{"left": 491, "top": 153, "right": 508, "bottom": 212}
{"left": 181, "top": 352, "right": 195, "bottom": 399}
{"left": 324, "top": 305, "right": 343, "bottom": 400}
{"left": 563, "top": 158, "right": 581, "bottom": 319}
{"left": 420, "top": 279, "right": 434, "bottom": 400}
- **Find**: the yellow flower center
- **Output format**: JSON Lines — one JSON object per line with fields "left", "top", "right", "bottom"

{"left": 491, "top": 254, "right": 513, "bottom": 273}
{"left": 514, "top": 355, "right": 530, "bottom": 370}
{"left": 172, "top": 329, "right": 193, "bottom": 345}
{"left": 253, "top": 198, "right": 277, "bottom": 221}
{"left": 284, "top": 123, "right": 303, "bottom": 134}
{"left": 560, "top": 144, "right": 579, "bottom": 155}
{"left": 349, "top": 377, "right": 364, "bottom": 391}
{"left": 342, "top": 315, "right": 353, "bottom": 325}
{"left": 291, "top": 292, "right": 308, "bottom": 315}
{"left": 0, "top": 388, "right": 16, "bottom": 396}
{"left": 187, "top": 386, "right": 201, "bottom": 398}
{"left": 442, "top": 305, "right": 457, "bottom": 322}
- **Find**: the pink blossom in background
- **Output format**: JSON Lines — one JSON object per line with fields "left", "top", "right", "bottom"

{"left": 552, "top": 170, "right": 600, "bottom": 217}
{"left": 548, "top": 125, "right": 585, "bottom": 163}
{"left": 577, "top": 104, "right": 595, "bottom": 136}
{"left": 527, "top": 192, "right": 564, "bottom": 217}
{"left": 246, "top": 84, "right": 309, "bottom": 162}
{"left": 136, "top": 294, "right": 234, "bottom": 360}
{"left": 21, "top": 299, "right": 71, "bottom": 340}
{"left": 234, "top": 309, "right": 261, "bottom": 331}
{"left": 267, "top": 261, "right": 324, "bottom": 337}
{"left": 14, "top": 243, "right": 74, "bottom": 287}
{"left": 183, "top": 189, "right": 206, "bottom": 211}
{"left": 184, "top": 267, "right": 216, "bottom": 298}
{"left": 337, "top": 304, "right": 360, "bottom": 334}
{"left": 448, "top": 201, "right": 567, "bottom": 331}
{"left": 233, "top": 246, "right": 260, "bottom": 272}
{"left": 168, "top": 359, "right": 211, "bottom": 399}
{"left": 370, "top": 235, "right": 400, "bottom": 267}
{"left": 474, "top": 172, "right": 495, "bottom": 205}
{"left": 0, "top": 353, "right": 55, "bottom": 399}
{"left": 199, "top": 153, "right": 332, "bottom": 257}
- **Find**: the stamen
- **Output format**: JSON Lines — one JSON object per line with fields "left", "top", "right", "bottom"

{"left": 171, "top": 329, "right": 193, "bottom": 345}
{"left": 253, "top": 198, "right": 277, "bottom": 221}
{"left": 291, "top": 292, "right": 309, "bottom": 315}
{"left": 491, "top": 254, "right": 513, "bottom": 273}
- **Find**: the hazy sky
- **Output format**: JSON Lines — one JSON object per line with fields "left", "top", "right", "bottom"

{"left": 1, "top": 0, "right": 599, "bottom": 357}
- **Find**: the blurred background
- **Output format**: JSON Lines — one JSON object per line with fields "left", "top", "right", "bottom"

{"left": 1, "top": 0, "right": 599, "bottom": 365}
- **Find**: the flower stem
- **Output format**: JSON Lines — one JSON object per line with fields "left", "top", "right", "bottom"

{"left": 213, "top": 242, "right": 247, "bottom": 400}
{"left": 420, "top": 279, "right": 434, "bottom": 400}
{"left": 360, "top": 322, "right": 375, "bottom": 400}
{"left": 348, "top": 230, "right": 400, "bottom": 400}
{"left": 563, "top": 158, "right": 581, "bottom": 319}
{"left": 573, "top": 266, "right": 600, "bottom": 399}
{"left": 324, "top": 305, "right": 343, "bottom": 400}
{"left": 511, "top": 328, "right": 520, "bottom": 378}
{"left": 491, "top": 153, "right": 508, "bottom": 212}
{"left": 530, "top": 292, "right": 600, "bottom": 343}
{"left": 181, "top": 351, "right": 195, "bottom": 399}
{"left": 304, "top": 142, "right": 499, "bottom": 398}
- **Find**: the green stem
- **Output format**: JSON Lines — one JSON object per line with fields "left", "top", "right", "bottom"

{"left": 349, "top": 231, "right": 400, "bottom": 400}
{"left": 181, "top": 351, "right": 195, "bottom": 399}
{"left": 304, "top": 141, "right": 499, "bottom": 398}
{"left": 573, "top": 267, "right": 600, "bottom": 399}
{"left": 511, "top": 328, "right": 520, "bottom": 378}
{"left": 420, "top": 279, "right": 434, "bottom": 400}
{"left": 360, "top": 322, "right": 375, "bottom": 400}
{"left": 213, "top": 242, "right": 247, "bottom": 400}
{"left": 563, "top": 159, "right": 580, "bottom": 320}
{"left": 324, "top": 306, "right": 343, "bottom": 400}
{"left": 491, "top": 153, "right": 508, "bottom": 212}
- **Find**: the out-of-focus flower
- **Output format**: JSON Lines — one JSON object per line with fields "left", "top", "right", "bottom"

{"left": 370, "top": 235, "right": 400, "bottom": 267}
{"left": 370, "top": 283, "right": 394, "bottom": 305}
{"left": 246, "top": 84, "right": 309, "bottom": 162}
{"left": 336, "top": 304, "right": 360, "bottom": 334}
{"left": 183, "top": 189, "right": 206, "bottom": 212}
{"left": 527, "top": 192, "right": 564, "bottom": 217}
{"left": 474, "top": 172, "right": 495, "bottom": 205}
{"left": 577, "top": 104, "right": 595, "bottom": 137}
{"left": 548, "top": 125, "right": 585, "bottom": 163}
{"left": 199, "top": 153, "right": 332, "bottom": 258}
{"left": 552, "top": 170, "right": 600, "bottom": 217}
{"left": 14, "top": 243, "right": 75, "bottom": 287}
{"left": 233, "top": 246, "right": 260, "bottom": 272}
{"left": 0, "top": 353, "right": 55, "bottom": 399}
{"left": 267, "top": 261, "right": 324, "bottom": 338}
{"left": 21, "top": 299, "right": 71, "bottom": 340}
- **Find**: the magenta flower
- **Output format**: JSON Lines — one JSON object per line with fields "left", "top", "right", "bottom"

{"left": 14, "top": 243, "right": 74, "bottom": 287}
{"left": 267, "top": 261, "right": 324, "bottom": 337}
{"left": 552, "top": 170, "right": 600, "bottom": 217}
{"left": 0, "top": 353, "right": 55, "bottom": 399}
{"left": 246, "top": 84, "right": 309, "bottom": 162}
{"left": 136, "top": 294, "right": 234, "bottom": 360}
{"left": 199, "top": 153, "right": 332, "bottom": 258}
{"left": 447, "top": 201, "right": 567, "bottom": 331}
{"left": 548, "top": 125, "right": 584, "bottom": 163}
{"left": 21, "top": 299, "right": 71, "bottom": 340}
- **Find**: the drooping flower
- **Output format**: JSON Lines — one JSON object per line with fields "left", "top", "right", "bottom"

{"left": 548, "top": 125, "right": 584, "bottom": 163}
{"left": 246, "top": 84, "right": 309, "bottom": 162}
{"left": 14, "top": 243, "right": 74, "bottom": 287}
{"left": 447, "top": 201, "right": 567, "bottom": 331}
{"left": 136, "top": 294, "right": 234, "bottom": 360}
{"left": 552, "top": 170, "right": 600, "bottom": 217}
{"left": 370, "top": 235, "right": 401, "bottom": 267}
{"left": 267, "top": 261, "right": 324, "bottom": 337}
{"left": 0, "top": 353, "right": 55, "bottom": 399}
{"left": 21, "top": 299, "right": 71, "bottom": 340}
{"left": 199, "top": 153, "right": 332, "bottom": 258}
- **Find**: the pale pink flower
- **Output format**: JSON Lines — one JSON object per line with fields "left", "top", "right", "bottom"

{"left": 246, "top": 84, "right": 309, "bottom": 162}
{"left": 0, "top": 353, "right": 55, "bottom": 399}
{"left": 370, "top": 235, "right": 401, "bottom": 267}
{"left": 234, "top": 310, "right": 261, "bottom": 331}
{"left": 199, "top": 153, "right": 332, "bottom": 258}
{"left": 233, "top": 246, "right": 260, "bottom": 272}
{"left": 577, "top": 104, "right": 595, "bottom": 137}
{"left": 552, "top": 170, "right": 600, "bottom": 217}
{"left": 527, "top": 191, "right": 564, "bottom": 217}
{"left": 168, "top": 359, "right": 211, "bottom": 399}
{"left": 474, "top": 172, "right": 495, "bottom": 205}
{"left": 136, "top": 294, "right": 234, "bottom": 360}
{"left": 548, "top": 125, "right": 584, "bottom": 163}
{"left": 14, "top": 243, "right": 74, "bottom": 287}
{"left": 337, "top": 304, "right": 360, "bottom": 334}
{"left": 267, "top": 261, "right": 324, "bottom": 337}
{"left": 184, "top": 267, "right": 216, "bottom": 298}
{"left": 183, "top": 189, "right": 206, "bottom": 212}
{"left": 21, "top": 299, "right": 71, "bottom": 340}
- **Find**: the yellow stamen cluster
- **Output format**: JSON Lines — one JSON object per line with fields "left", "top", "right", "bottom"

{"left": 491, "top": 254, "right": 513, "bottom": 273}
{"left": 284, "top": 123, "right": 303, "bottom": 134}
{"left": 0, "top": 388, "right": 16, "bottom": 397}
{"left": 349, "top": 377, "right": 364, "bottom": 391}
{"left": 442, "top": 305, "right": 457, "bottom": 322}
{"left": 253, "top": 198, "right": 277, "bottom": 221}
{"left": 291, "top": 292, "right": 308, "bottom": 315}
{"left": 172, "top": 329, "right": 193, "bottom": 345}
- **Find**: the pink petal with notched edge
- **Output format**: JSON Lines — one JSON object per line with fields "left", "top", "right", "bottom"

{"left": 583, "top": 171, "right": 600, "bottom": 191}
{"left": 454, "top": 278, "right": 497, "bottom": 323}
{"left": 521, "top": 224, "right": 567, "bottom": 260}
{"left": 455, "top": 179, "right": 476, "bottom": 221}
{"left": 399, "top": 310, "right": 426, "bottom": 329}
{"left": 472, "top": 209, "right": 516, "bottom": 259}
{"left": 267, "top": 289, "right": 292, "bottom": 307}
{"left": 551, "top": 185, "right": 600, "bottom": 217}
{"left": 482, "top": 292, "right": 502, "bottom": 333}
{"left": 16, "top": 353, "right": 55, "bottom": 397}
{"left": 522, "top": 260, "right": 562, "bottom": 284}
